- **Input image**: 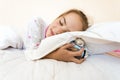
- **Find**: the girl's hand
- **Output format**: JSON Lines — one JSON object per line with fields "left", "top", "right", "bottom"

{"left": 43, "top": 43, "right": 85, "bottom": 64}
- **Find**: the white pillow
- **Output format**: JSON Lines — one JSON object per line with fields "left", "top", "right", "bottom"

{"left": 0, "top": 26, "right": 23, "bottom": 49}
{"left": 86, "top": 22, "right": 120, "bottom": 41}
{"left": 25, "top": 22, "right": 120, "bottom": 60}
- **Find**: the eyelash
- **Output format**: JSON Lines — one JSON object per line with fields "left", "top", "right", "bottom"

{"left": 59, "top": 20, "right": 63, "bottom": 26}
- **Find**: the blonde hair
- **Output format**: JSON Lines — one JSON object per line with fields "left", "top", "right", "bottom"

{"left": 57, "top": 9, "right": 89, "bottom": 31}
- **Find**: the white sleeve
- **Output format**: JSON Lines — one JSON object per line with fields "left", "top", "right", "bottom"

{"left": 24, "top": 17, "right": 46, "bottom": 49}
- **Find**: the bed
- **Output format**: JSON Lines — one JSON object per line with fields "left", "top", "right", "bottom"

{"left": 0, "top": 48, "right": 120, "bottom": 80}
{"left": 0, "top": 0, "right": 120, "bottom": 79}
{"left": 0, "top": 22, "right": 120, "bottom": 80}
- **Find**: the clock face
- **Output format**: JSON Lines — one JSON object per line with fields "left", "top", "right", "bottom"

{"left": 69, "top": 37, "right": 85, "bottom": 51}
{"left": 75, "top": 38, "right": 85, "bottom": 47}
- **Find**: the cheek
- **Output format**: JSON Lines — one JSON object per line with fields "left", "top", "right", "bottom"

{"left": 49, "top": 23, "right": 55, "bottom": 29}
{"left": 49, "top": 23, "right": 59, "bottom": 31}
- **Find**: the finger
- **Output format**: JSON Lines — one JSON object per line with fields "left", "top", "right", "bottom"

{"left": 72, "top": 58, "right": 85, "bottom": 64}
{"left": 71, "top": 48, "right": 84, "bottom": 56}
{"left": 61, "top": 43, "right": 73, "bottom": 49}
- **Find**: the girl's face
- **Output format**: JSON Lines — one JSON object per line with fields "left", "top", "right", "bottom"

{"left": 45, "top": 12, "right": 83, "bottom": 37}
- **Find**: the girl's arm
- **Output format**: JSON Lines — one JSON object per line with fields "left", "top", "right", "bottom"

{"left": 43, "top": 43, "right": 85, "bottom": 64}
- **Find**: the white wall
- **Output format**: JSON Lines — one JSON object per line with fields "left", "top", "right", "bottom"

{"left": 0, "top": 0, "right": 120, "bottom": 35}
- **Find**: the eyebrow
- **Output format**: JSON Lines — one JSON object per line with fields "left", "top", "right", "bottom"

{"left": 63, "top": 17, "right": 66, "bottom": 25}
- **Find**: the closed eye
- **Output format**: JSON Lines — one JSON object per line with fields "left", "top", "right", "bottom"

{"left": 59, "top": 17, "right": 66, "bottom": 26}
{"left": 59, "top": 20, "right": 63, "bottom": 26}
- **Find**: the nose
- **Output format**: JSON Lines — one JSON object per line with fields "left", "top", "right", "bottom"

{"left": 55, "top": 26, "right": 67, "bottom": 34}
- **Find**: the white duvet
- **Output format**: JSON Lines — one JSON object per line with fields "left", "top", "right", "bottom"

{"left": 0, "top": 22, "right": 120, "bottom": 80}
{"left": 0, "top": 48, "right": 120, "bottom": 80}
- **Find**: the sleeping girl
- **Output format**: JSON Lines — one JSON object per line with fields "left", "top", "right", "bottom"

{"left": 24, "top": 9, "right": 89, "bottom": 64}
{"left": 1, "top": 9, "right": 119, "bottom": 64}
